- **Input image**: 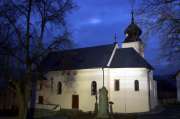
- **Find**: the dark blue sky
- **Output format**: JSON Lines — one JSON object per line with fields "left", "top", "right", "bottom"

{"left": 68, "top": 0, "right": 132, "bottom": 46}
{"left": 67, "top": 0, "right": 178, "bottom": 74}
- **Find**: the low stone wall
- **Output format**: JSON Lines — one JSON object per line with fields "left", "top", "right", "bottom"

{"left": 35, "top": 104, "right": 61, "bottom": 111}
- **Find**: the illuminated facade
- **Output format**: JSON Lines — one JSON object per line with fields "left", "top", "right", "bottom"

{"left": 36, "top": 12, "right": 158, "bottom": 113}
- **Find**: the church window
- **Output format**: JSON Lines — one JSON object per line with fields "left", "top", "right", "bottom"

{"left": 91, "top": 81, "right": 97, "bottom": 95}
{"left": 135, "top": 80, "right": 139, "bottom": 91}
{"left": 57, "top": 82, "right": 62, "bottom": 94}
{"left": 38, "top": 96, "right": 44, "bottom": 104}
{"left": 39, "top": 81, "right": 43, "bottom": 90}
{"left": 114, "top": 80, "right": 120, "bottom": 91}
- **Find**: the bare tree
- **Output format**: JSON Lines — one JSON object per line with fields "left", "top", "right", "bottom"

{"left": 137, "top": 0, "right": 180, "bottom": 62}
{"left": 0, "top": 0, "right": 76, "bottom": 119}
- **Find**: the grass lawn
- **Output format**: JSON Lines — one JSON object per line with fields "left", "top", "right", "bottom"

{"left": 34, "top": 109, "right": 137, "bottom": 119}
{"left": 34, "top": 109, "right": 57, "bottom": 118}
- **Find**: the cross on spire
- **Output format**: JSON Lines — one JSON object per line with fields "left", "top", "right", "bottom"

{"left": 131, "top": 10, "right": 134, "bottom": 24}
{"left": 114, "top": 33, "right": 117, "bottom": 43}
{"left": 129, "top": 0, "right": 135, "bottom": 24}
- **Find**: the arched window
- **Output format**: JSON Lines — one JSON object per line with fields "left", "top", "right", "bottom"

{"left": 91, "top": 81, "right": 97, "bottom": 95}
{"left": 57, "top": 82, "right": 62, "bottom": 94}
{"left": 38, "top": 96, "right": 44, "bottom": 104}
{"left": 135, "top": 80, "right": 139, "bottom": 91}
{"left": 39, "top": 81, "right": 43, "bottom": 90}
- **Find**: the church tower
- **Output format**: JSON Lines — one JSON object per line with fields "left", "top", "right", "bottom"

{"left": 122, "top": 11, "right": 144, "bottom": 57}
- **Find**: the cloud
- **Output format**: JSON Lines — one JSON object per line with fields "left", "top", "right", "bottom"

{"left": 67, "top": 0, "right": 132, "bottom": 47}
{"left": 80, "top": 18, "right": 102, "bottom": 25}
{"left": 68, "top": 0, "right": 131, "bottom": 27}
{"left": 88, "top": 18, "right": 102, "bottom": 24}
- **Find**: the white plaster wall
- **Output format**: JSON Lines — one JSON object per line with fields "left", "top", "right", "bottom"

{"left": 37, "top": 68, "right": 108, "bottom": 112}
{"left": 176, "top": 72, "right": 180, "bottom": 102}
{"left": 36, "top": 68, "right": 154, "bottom": 113}
{"left": 108, "top": 68, "right": 150, "bottom": 113}
{"left": 149, "top": 71, "right": 158, "bottom": 109}
{"left": 122, "top": 41, "right": 144, "bottom": 57}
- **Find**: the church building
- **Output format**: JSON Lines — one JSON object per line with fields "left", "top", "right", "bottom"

{"left": 36, "top": 12, "right": 158, "bottom": 113}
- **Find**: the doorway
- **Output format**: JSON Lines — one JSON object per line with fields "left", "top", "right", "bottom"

{"left": 38, "top": 96, "right": 44, "bottom": 104}
{"left": 72, "top": 95, "right": 79, "bottom": 109}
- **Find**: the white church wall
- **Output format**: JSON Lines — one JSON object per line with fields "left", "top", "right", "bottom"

{"left": 37, "top": 68, "right": 108, "bottom": 112}
{"left": 149, "top": 70, "right": 158, "bottom": 109}
{"left": 122, "top": 41, "right": 144, "bottom": 57}
{"left": 36, "top": 68, "right": 155, "bottom": 113}
{"left": 108, "top": 68, "right": 150, "bottom": 113}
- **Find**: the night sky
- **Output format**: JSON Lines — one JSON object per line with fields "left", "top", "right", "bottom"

{"left": 67, "top": 0, "right": 178, "bottom": 75}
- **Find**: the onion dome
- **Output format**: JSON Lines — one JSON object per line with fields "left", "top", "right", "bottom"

{"left": 124, "top": 11, "right": 142, "bottom": 43}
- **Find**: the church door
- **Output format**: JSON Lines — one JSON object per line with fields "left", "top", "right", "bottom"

{"left": 38, "top": 96, "right": 44, "bottom": 104}
{"left": 72, "top": 95, "right": 79, "bottom": 109}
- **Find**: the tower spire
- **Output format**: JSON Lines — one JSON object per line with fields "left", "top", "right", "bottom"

{"left": 123, "top": 0, "right": 142, "bottom": 42}
{"left": 131, "top": 9, "right": 134, "bottom": 24}
{"left": 129, "top": 0, "right": 135, "bottom": 24}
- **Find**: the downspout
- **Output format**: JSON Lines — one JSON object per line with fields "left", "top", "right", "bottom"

{"left": 147, "top": 70, "right": 151, "bottom": 110}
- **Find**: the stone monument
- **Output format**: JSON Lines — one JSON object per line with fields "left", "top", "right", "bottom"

{"left": 96, "top": 86, "right": 109, "bottom": 119}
